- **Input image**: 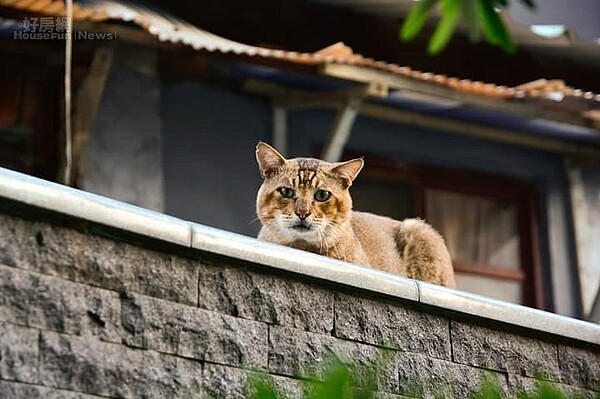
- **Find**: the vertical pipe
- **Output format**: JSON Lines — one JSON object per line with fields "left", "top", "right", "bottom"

{"left": 63, "top": 0, "right": 74, "bottom": 185}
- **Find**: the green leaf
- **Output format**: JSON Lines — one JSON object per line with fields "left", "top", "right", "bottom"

{"left": 247, "top": 375, "right": 282, "bottom": 399}
{"left": 427, "top": 0, "right": 462, "bottom": 55}
{"left": 463, "top": 0, "right": 481, "bottom": 42}
{"left": 306, "top": 352, "right": 351, "bottom": 399}
{"left": 470, "top": 374, "right": 504, "bottom": 399}
{"left": 535, "top": 380, "right": 568, "bottom": 399}
{"left": 307, "top": 357, "right": 351, "bottom": 399}
{"left": 400, "top": 0, "right": 437, "bottom": 41}
{"left": 477, "top": 0, "right": 516, "bottom": 54}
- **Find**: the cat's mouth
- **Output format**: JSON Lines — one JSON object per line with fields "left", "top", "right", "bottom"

{"left": 291, "top": 220, "right": 312, "bottom": 232}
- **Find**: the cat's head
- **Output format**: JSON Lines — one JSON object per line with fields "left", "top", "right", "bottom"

{"left": 255, "top": 141, "right": 363, "bottom": 246}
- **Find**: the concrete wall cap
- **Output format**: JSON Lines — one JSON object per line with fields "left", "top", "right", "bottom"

{"left": 0, "top": 167, "right": 598, "bottom": 346}
{"left": 419, "top": 282, "right": 600, "bottom": 345}
{"left": 191, "top": 223, "right": 419, "bottom": 301}
{"left": 0, "top": 167, "right": 191, "bottom": 246}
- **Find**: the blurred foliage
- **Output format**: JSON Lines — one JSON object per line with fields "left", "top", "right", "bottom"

{"left": 246, "top": 353, "right": 599, "bottom": 399}
{"left": 400, "top": 0, "right": 537, "bottom": 55}
{"left": 247, "top": 353, "right": 387, "bottom": 399}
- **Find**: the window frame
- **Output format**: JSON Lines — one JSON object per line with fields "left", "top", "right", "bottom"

{"left": 353, "top": 156, "right": 544, "bottom": 309}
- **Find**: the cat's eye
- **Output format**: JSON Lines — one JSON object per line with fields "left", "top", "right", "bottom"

{"left": 277, "top": 187, "right": 295, "bottom": 198}
{"left": 314, "top": 189, "right": 331, "bottom": 202}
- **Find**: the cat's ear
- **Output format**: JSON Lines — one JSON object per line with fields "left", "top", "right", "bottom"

{"left": 331, "top": 158, "right": 364, "bottom": 186}
{"left": 256, "top": 142, "right": 287, "bottom": 178}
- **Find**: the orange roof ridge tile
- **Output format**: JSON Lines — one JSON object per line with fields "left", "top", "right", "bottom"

{"left": 314, "top": 42, "right": 353, "bottom": 58}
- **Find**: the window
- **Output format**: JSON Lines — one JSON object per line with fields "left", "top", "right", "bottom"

{"left": 351, "top": 158, "right": 543, "bottom": 309}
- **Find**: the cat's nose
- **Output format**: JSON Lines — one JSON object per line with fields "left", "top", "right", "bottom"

{"left": 295, "top": 199, "right": 311, "bottom": 220}
{"left": 295, "top": 209, "right": 311, "bottom": 220}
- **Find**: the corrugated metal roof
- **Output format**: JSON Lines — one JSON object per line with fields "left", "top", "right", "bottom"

{"left": 0, "top": 16, "right": 23, "bottom": 36}
{"left": 1, "top": 0, "right": 599, "bottom": 112}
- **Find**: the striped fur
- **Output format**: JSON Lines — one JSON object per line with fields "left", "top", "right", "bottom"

{"left": 255, "top": 142, "right": 455, "bottom": 287}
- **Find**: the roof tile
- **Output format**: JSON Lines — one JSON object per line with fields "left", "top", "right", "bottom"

{"left": 1, "top": 0, "right": 598, "bottom": 110}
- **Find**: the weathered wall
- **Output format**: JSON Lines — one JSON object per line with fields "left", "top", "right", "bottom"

{"left": 161, "top": 83, "right": 269, "bottom": 235}
{"left": 0, "top": 211, "right": 598, "bottom": 398}
{"left": 82, "top": 43, "right": 164, "bottom": 212}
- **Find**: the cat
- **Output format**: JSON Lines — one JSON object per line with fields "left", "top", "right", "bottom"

{"left": 255, "top": 142, "right": 456, "bottom": 287}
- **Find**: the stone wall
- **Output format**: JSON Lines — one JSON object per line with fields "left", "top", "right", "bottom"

{"left": 0, "top": 210, "right": 598, "bottom": 398}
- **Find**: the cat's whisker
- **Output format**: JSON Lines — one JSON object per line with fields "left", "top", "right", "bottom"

{"left": 312, "top": 219, "right": 327, "bottom": 254}
{"left": 260, "top": 218, "right": 279, "bottom": 231}
{"left": 248, "top": 216, "right": 261, "bottom": 225}
{"left": 316, "top": 227, "right": 324, "bottom": 255}
{"left": 317, "top": 225, "right": 328, "bottom": 255}
{"left": 263, "top": 218, "right": 276, "bottom": 227}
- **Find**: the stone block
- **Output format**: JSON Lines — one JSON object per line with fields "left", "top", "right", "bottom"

{"left": 197, "top": 264, "right": 334, "bottom": 333}
{"left": 558, "top": 345, "right": 600, "bottom": 390}
{"left": 202, "top": 362, "right": 400, "bottom": 399}
{"left": 120, "top": 292, "right": 268, "bottom": 369}
{"left": 507, "top": 374, "right": 598, "bottom": 399}
{"left": 0, "top": 264, "right": 121, "bottom": 342}
{"left": 271, "top": 374, "right": 306, "bottom": 398}
{"left": 268, "top": 325, "right": 337, "bottom": 378}
{"left": 202, "top": 363, "right": 254, "bottom": 399}
{"left": 0, "top": 380, "right": 99, "bottom": 399}
{"left": 202, "top": 363, "right": 305, "bottom": 399}
{"left": 268, "top": 326, "right": 397, "bottom": 393}
{"left": 39, "top": 331, "right": 202, "bottom": 398}
{"left": 0, "top": 322, "right": 39, "bottom": 384}
{"left": 334, "top": 293, "right": 451, "bottom": 359}
{"left": 395, "top": 351, "right": 508, "bottom": 399}
{"left": 0, "top": 214, "right": 198, "bottom": 305}
{"left": 451, "top": 322, "right": 560, "bottom": 380}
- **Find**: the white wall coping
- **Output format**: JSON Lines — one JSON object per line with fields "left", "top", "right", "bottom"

{"left": 0, "top": 167, "right": 598, "bottom": 345}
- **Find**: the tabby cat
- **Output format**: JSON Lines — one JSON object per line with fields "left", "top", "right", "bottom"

{"left": 255, "top": 142, "right": 456, "bottom": 287}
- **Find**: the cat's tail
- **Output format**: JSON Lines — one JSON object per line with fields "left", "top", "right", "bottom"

{"left": 395, "top": 218, "right": 457, "bottom": 288}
